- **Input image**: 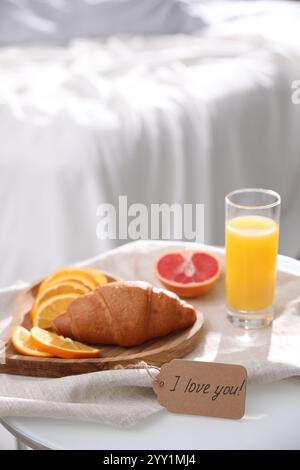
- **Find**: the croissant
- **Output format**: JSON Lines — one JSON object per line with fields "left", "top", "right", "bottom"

{"left": 52, "top": 281, "right": 196, "bottom": 347}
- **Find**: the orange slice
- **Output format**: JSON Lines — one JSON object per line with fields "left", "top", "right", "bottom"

{"left": 155, "top": 250, "right": 221, "bottom": 298}
{"left": 32, "top": 267, "right": 108, "bottom": 324}
{"left": 12, "top": 326, "right": 53, "bottom": 357}
{"left": 42, "top": 277, "right": 94, "bottom": 292}
{"left": 30, "top": 327, "right": 100, "bottom": 359}
{"left": 31, "top": 281, "right": 90, "bottom": 321}
{"left": 33, "top": 293, "right": 80, "bottom": 329}
{"left": 83, "top": 267, "right": 107, "bottom": 286}
{"left": 39, "top": 268, "right": 99, "bottom": 293}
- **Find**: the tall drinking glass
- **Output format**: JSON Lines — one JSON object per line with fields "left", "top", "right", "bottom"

{"left": 225, "top": 188, "right": 280, "bottom": 329}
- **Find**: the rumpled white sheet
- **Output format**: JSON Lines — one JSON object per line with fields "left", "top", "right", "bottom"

{"left": 1, "top": 240, "right": 300, "bottom": 426}
{"left": 1, "top": 2, "right": 300, "bottom": 287}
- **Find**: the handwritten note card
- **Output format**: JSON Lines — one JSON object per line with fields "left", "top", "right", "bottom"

{"left": 153, "top": 359, "right": 247, "bottom": 420}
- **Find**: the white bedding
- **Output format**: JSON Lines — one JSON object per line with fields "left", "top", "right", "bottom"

{"left": 0, "top": 0, "right": 207, "bottom": 44}
{"left": 1, "top": 1, "right": 300, "bottom": 286}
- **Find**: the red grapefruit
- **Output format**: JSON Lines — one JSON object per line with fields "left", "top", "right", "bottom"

{"left": 155, "top": 250, "right": 221, "bottom": 298}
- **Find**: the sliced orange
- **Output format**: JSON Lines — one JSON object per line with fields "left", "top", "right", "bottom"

{"left": 39, "top": 267, "right": 99, "bottom": 293}
{"left": 31, "top": 281, "right": 90, "bottom": 321}
{"left": 42, "top": 277, "right": 94, "bottom": 292}
{"left": 33, "top": 293, "right": 80, "bottom": 329}
{"left": 32, "top": 267, "right": 108, "bottom": 325}
{"left": 12, "top": 326, "right": 53, "bottom": 357}
{"left": 30, "top": 327, "right": 100, "bottom": 359}
{"left": 155, "top": 250, "right": 221, "bottom": 298}
{"left": 83, "top": 267, "right": 107, "bottom": 286}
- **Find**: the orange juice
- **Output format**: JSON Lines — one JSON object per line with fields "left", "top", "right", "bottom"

{"left": 226, "top": 215, "right": 279, "bottom": 312}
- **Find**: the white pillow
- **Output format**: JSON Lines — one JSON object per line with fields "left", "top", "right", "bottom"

{"left": 0, "top": 0, "right": 206, "bottom": 45}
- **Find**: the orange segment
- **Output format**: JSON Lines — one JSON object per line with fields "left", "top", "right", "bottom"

{"left": 31, "top": 281, "right": 90, "bottom": 321}
{"left": 12, "top": 326, "right": 53, "bottom": 357}
{"left": 30, "top": 327, "right": 100, "bottom": 359}
{"left": 33, "top": 293, "right": 80, "bottom": 329}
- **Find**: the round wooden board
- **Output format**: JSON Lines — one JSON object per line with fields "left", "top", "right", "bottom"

{"left": 1, "top": 273, "right": 204, "bottom": 378}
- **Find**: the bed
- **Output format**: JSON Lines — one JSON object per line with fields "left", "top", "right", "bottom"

{"left": 0, "top": 0, "right": 300, "bottom": 286}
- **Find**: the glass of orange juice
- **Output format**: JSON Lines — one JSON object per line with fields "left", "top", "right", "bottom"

{"left": 225, "top": 188, "right": 280, "bottom": 329}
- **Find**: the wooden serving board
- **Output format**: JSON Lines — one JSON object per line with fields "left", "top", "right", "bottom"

{"left": 0, "top": 274, "right": 204, "bottom": 378}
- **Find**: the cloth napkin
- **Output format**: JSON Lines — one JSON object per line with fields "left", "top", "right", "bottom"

{"left": 1, "top": 240, "right": 300, "bottom": 426}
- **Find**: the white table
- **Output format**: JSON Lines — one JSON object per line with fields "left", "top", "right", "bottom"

{"left": 1, "top": 253, "right": 300, "bottom": 450}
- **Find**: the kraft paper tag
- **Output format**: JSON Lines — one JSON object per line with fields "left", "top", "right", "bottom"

{"left": 153, "top": 359, "right": 247, "bottom": 420}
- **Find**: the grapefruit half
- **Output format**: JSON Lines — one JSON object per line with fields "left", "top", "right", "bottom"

{"left": 155, "top": 250, "right": 221, "bottom": 298}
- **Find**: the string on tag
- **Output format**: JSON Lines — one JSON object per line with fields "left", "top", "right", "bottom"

{"left": 114, "top": 361, "right": 164, "bottom": 387}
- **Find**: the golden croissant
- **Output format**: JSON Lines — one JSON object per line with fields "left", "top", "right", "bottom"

{"left": 52, "top": 281, "right": 196, "bottom": 347}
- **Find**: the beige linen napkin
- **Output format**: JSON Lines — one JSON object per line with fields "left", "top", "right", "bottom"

{"left": 1, "top": 240, "right": 300, "bottom": 426}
